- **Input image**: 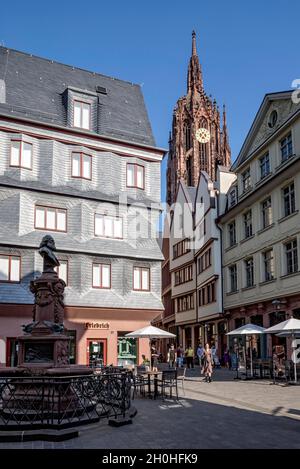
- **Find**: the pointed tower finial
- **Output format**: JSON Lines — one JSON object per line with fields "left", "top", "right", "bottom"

{"left": 187, "top": 30, "right": 203, "bottom": 93}
{"left": 192, "top": 30, "right": 197, "bottom": 56}
{"left": 223, "top": 104, "right": 227, "bottom": 126}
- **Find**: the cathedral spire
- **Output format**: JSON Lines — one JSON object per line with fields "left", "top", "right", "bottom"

{"left": 167, "top": 32, "right": 231, "bottom": 205}
{"left": 222, "top": 104, "right": 228, "bottom": 142}
{"left": 223, "top": 104, "right": 227, "bottom": 127}
{"left": 192, "top": 30, "right": 197, "bottom": 56}
{"left": 222, "top": 104, "right": 231, "bottom": 165}
{"left": 187, "top": 30, "right": 203, "bottom": 94}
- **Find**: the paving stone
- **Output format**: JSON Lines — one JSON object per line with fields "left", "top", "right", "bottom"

{"left": 0, "top": 369, "right": 299, "bottom": 449}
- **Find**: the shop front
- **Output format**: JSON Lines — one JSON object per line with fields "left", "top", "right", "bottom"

{"left": 117, "top": 334, "right": 137, "bottom": 367}
{"left": 0, "top": 304, "right": 160, "bottom": 368}
{"left": 226, "top": 297, "right": 300, "bottom": 361}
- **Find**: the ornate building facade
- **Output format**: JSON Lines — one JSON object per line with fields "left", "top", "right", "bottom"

{"left": 220, "top": 90, "right": 300, "bottom": 359}
{"left": 167, "top": 31, "right": 231, "bottom": 206}
{"left": 0, "top": 46, "right": 165, "bottom": 368}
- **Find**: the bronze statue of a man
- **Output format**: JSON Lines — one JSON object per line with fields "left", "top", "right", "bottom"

{"left": 39, "top": 235, "right": 60, "bottom": 273}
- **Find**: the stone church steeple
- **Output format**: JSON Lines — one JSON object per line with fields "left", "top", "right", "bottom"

{"left": 167, "top": 31, "right": 231, "bottom": 206}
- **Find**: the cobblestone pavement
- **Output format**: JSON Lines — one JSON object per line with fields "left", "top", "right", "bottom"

{"left": 0, "top": 368, "right": 299, "bottom": 449}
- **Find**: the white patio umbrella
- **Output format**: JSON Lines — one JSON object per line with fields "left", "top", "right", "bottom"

{"left": 227, "top": 324, "right": 266, "bottom": 378}
{"left": 125, "top": 326, "right": 176, "bottom": 370}
{"left": 265, "top": 318, "right": 300, "bottom": 384}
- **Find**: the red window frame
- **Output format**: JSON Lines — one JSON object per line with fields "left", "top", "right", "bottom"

{"left": 54, "top": 260, "right": 69, "bottom": 285}
{"left": 133, "top": 267, "right": 150, "bottom": 291}
{"left": 71, "top": 152, "right": 92, "bottom": 180}
{"left": 0, "top": 254, "right": 21, "bottom": 283}
{"left": 73, "top": 100, "right": 91, "bottom": 130}
{"left": 94, "top": 214, "right": 123, "bottom": 239}
{"left": 34, "top": 205, "right": 67, "bottom": 233}
{"left": 126, "top": 163, "right": 145, "bottom": 189}
{"left": 92, "top": 263, "right": 111, "bottom": 289}
{"left": 10, "top": 139, "right": 33, "bottom": 170}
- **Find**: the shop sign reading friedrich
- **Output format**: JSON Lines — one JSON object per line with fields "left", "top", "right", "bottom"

{"left": 85, "top": 322, "right": 110, "bottom": 330}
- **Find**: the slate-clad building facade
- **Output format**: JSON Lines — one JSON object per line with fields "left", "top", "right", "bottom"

{"left": 0, "top": 47, "right": 165, "bottom": 367}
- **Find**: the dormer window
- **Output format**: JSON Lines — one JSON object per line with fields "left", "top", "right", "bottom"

{"left": 10, "top": 140, "right": 32, "bottom": 169}
{"left": 73, "top": 100, "right": 91, "bottom": 130}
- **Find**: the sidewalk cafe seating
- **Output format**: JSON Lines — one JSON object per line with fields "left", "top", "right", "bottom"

{"left": 252, "top": 359, "right": 272, "bottom": 379}
{"left": 176, "top": 367, "right": 186, "bottom": 396}
{"left": 101, "top": 365, "right": 124, "bottom": 374}
{"left": 132, "top": 366, "right": 147, "bottom": 399}
{"left": 156, "top": 368, "right": 178, "bottom": 400}
{"left": 157, "top": 363, "right": 170, "bottom": 371}
{"left": 284, "top": 360, "right": 300, "bottom": 382}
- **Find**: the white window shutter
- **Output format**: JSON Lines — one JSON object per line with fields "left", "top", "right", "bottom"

{"left": 142, "top": 269, "right": 149, "bottom": 290}
{"left": 102, "top": 265, "right": 110, "bottom": 288}
{"left": 47, "top": 208, "right": 56, "bottom": 230}
{"left": 127, "top": 164, "right": 134, "bottom": 186}
{"left": 83, "top": 154, "right": 91, "bottom": 179}
{"left": 10, "top": 257, "right": 20, "bottom": 281}
{"left": 74, "top": 102, "right": 81, "bottom": 127}
{"left": 22, "top": 143, "right": 32, "bottom": 169}
{"left": 11, "top": 141, "right": 20, "bottom": 166}
{"left": 137, "top": 166, "right": 144, "bottom": 188}
{"left": 95, "top": 214, "right": 104, "bottom": 236}
{"left": 0, "top": 256, "right": 9, "bottom": 281}
{"left": 35, "top": 207, "right": 45, "bottom": 228}
{"left": 72, "top": 153, "right": 80, "bottom": 177}
{"left": 57, "top": 210, "right": 66, "bottom": 231}
{"left": 133, "top": 268, "right": 140, "bottom": 289}
{"left": 105, "top": 217, "right": 113, "bottom": 237}
{"left": 59, "top": 261, "right": 67, "bottom": 284}
{"left": 114, "top": 218, "right": 123, "bottom": 238}
{"left": 82, "top": 103, "right": 90, "bottom": 129}
{"left": 93, "top": 264, "right": 100, "bottom": 287}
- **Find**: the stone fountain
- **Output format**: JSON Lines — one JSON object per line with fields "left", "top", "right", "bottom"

{"left": 0, "top": 235, "right": 135, "bottom": 440}
{"left": 2, "top": 235, "right": 91, "bottom": 377}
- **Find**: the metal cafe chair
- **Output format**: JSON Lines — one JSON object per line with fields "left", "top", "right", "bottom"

{"left": 176, "top": 367, "right": 187, "bottom": 396}
{"left": 132, "top": 366, "right": 147, "bottom": 399}
{"left": 157, "top": 363, "right": 170, "bottom": 371}
{"left": 157, "top": 368, "right": 178, "bottom": 400}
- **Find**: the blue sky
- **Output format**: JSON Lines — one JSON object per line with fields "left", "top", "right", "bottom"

{"left": 2, "top": 0, "right": 300, "bottom": 203}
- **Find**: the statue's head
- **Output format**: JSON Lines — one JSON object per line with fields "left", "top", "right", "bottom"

{"left": 39, "top": 235, "right": 56, "bottom": 251}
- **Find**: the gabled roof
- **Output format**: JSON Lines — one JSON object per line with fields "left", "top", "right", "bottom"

{"left": 0, "top": 47, "right": 156, "bottom": 147}
{"left": 233, "top": 90, "right": 297, "bottom": 170}
{"left": 185, "top": 186, "right": 197, "bottom": 205}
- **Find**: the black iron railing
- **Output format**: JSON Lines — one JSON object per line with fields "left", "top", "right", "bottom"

{"left": 0, "top": 371, "right": 133, "bottom": 430}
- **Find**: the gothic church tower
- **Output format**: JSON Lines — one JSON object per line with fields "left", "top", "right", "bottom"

{"left": 167, "top": 31, "right": 231, "bottom": 206}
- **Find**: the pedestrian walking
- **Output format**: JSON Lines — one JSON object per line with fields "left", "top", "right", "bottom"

{"left": 223, "top": 348, "right": 230, "bottom": 369}
{"left": 202, "top": 343, "right": 213, "bottom": 382}
{"left": 196, "top": 343, "right": 204, "bottom": 368}
{"left": 211, "top": 344, "right": 217, "bottom": 366}
{"left": 167, "top": 344, "right": 177, "bottom": 368}
{"left": 151, "top": 344, "right": 159, "bottom": 371}
{"left": 176, "top": 344, "right": 184, "bottom": 368}
{"left": 185, "top": 344, "right": 194, "bottom": 369}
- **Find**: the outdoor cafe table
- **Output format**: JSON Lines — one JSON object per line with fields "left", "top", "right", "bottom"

{"left": 142, "top": 370, "right": 162, "bottom": 399}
